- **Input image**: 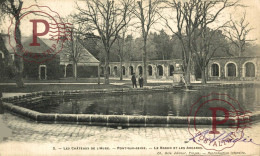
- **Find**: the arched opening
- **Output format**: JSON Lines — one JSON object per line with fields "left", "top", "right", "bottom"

{"left": 129, "top": 66, "right": 133, "bottom": 75}
{"left": 148, "top": 65, "right": 152, "bottom": 76}
{"left": 114, "top": 66, "right": 118, "bottom": 76}
{"left": 245, "top": 62, "right": 255, "bottom": 77}
{"left": 227, "top": 63, "right": 236, "bottom": 77}
{"left": 211, "top": 64, "right": 219, "bottom": 77}
{"left": 100, "top": 66, "right": 104, "bottom": 76}
{"left": 158, "top": 65, "right": 163, "bottom": 76}
{"left": 107, "top": 66, "right": 110, "bottom": 75}
{"left": 169, "top": 65, "right": 174, "bottom": 76}
{"left": 122, "top": 66, "right": 126, "bottom": 75}
{"left": 138, "top": 66, "right": 143, "bottom": 75}
{"left": 66, "top": 64, "right": 73, "bottom": 77}
{"left": 39, "top": 65, "right": 47, "bottom": 80}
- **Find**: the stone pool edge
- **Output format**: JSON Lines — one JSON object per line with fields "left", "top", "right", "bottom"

{"left": 3, "top": 102, "right": 260, "bottom": 127}
{"left": 2, "top": 84, "right": 259, "bottom": 127}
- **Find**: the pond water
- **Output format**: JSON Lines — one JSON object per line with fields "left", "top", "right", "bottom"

{"left": 17, "top": 87, "right": 260, "bottom": 117}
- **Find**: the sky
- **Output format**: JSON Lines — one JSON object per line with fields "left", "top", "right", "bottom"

{"left": 1, "top": 0, "right": 260, "bottom": 45}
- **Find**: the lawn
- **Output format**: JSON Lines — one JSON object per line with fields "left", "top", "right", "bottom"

{"left": 0, "top": 77, "right": 175, "bottom": 93}
{"left": 0, "top": 84, "right": 132, "bottom": 93}
{"left": 0, "top": 77, "right": 130, "bottom": 83}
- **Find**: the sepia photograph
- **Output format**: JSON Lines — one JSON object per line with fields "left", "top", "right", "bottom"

{"left": 0, "top": 0, "right": 259, "bottom": 155}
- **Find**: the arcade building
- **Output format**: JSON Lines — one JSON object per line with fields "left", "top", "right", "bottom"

{"left": 0, "top": 35, "right": 259, "bottom": 81}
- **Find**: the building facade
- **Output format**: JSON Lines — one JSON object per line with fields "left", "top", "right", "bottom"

{"left": 105, "top": 56, "right": 259, "bottom": 81}
{"left": 207, "top": 57, "right": 259, "bottom": 81}
{"left": 0, "top": 35, "right": 100, "bottom": 80}
{"left": 1, "top": 34, "right": 259, "bottom": 81}
{"left": 101, "top": 59, "right": 184, "bottom": 79}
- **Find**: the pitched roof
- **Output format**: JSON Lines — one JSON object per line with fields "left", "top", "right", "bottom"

{"left": 59, "top": 40, "right": 100, "bottom": 64}
{"left": 4, "top": 35, "right": 54, "bottom": 54}
{"left": 3, "top": 35, "right": 99, "bottom": 63}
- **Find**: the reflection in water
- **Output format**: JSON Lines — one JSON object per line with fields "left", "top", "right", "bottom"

{"left": 71, "top": 100, "right": 79, "bottom": 114}
{"left": 17, "top": 87, "right": 260, "bottom": 117}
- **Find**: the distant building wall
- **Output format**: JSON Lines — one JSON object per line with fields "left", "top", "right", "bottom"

{"left": 23, "top": 54, "right": 60, "bottom": 80}
{"left": 60, "top": 62, "right": 99, "bottom": 78}
{"left": 103, "top": 59, "right": 184, "bottom": 79}
{"left": 1, "top": 54, "right": 259, "bottom": 81}
{"left": 107, "top": 57, "right": 260, "bottom": 81}
{"left": 208, "top": 57, "right": 260, "bottom": 81}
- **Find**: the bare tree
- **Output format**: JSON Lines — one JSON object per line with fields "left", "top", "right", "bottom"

{"left": 0, "top": 1, "right": 11, "bottom": 65}
{"left": 114, "top": 27, "right": 133, "bottom": 81}
{"left": 0, "top": 0, "right": 24, "bottom": 87}
{"left": 115, "top": 29, "right": 126, "bottom": 80}
{"left": 225, "top": 12, "right": 255, "bottom": 56}
{"left": 76, "top": 0, "right": 134, "bottom": 84}
{"left": 63, "top": 25, "right": 89, "bottom": 79}
{"left": 133, "top": 0, "right": 161, "bottom": 84}
{"left": 0, "top": 6, "right": 11, "bottom": 67}
{"left": 162, "top": 0, "right": 239, "bottom": 85}
{"left": 192, "top": 27, "right": 229, "bottom": 84}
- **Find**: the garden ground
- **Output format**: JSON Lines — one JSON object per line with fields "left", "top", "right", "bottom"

{"left": 0, "top": 77, "right": 259, "bottom": 93}
{"left": 0, "top": 112, "right": 259, "bottom": 156}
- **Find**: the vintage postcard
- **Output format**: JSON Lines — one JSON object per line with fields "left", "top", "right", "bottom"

{"left": 0, "top": 0, "right": 259, "bottom": 155}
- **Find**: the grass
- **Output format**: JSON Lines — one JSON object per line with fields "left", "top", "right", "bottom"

{"left": 0, "top": 84, "right": 131, "bottom": 93}
{"left": 0, "top": 77, "right": 174, "bottom": 93}
{"left": 2, "top": 77, "right": 254, "bottom": 93}
{"left": 0, "top": 77, "right": 130, "bottom": 83}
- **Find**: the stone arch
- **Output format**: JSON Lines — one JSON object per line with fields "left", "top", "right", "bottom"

{"left": 157, "top": 65, "right": 163, "bottom": 76}
{"left": 122, "top": 66, "right": 126, "bottom": 75}
{"left": 243, "top": 61, "right": 256, "bottom": 77}
{"left": 66, "top": 64, "right": 73, "bottom": 77}
{"left": 225, "top": 62, "right": 238, "bottom": 77}
{"left": 129, "top": 66, "right": 134, "bottom": 75}
{"left": 169, "top": 65, "right": 174, "bottom": 76}
{"left": 39, "top": 65, "right": 47, "bottom": 80}
{"left": 107, "top": 66, "right": 111, "bottom": 75}
{"left": 114, "top": 66, "right": 118, "bottom": 76}
{"left": 211, "top": 62, "right": 220, "bottom": 77}
{"left": 138, "top": 66, "right": 143, "bottom": 75}
{"left": 148, "top": 65, "right": 153, "bottom": 76}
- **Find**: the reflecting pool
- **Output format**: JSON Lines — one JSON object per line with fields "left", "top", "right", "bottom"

{"left": 16, "top": 87, "right": 260, "bottom": 117}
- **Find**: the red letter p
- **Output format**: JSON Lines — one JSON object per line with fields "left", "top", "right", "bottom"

{"left": 209, "top": 107, "right": 229, "bottom": 134}
{"left": 30, "top": 19, "right": 49, "bottom": 46}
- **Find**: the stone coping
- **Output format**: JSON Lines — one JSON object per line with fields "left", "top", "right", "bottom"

{"left": 2, "top": 102, "right": 260, "bottom": 127}
{"left": 1, "top": 83, "right": 259, "bottom": 127}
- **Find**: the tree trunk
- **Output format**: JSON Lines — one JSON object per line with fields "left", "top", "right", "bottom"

{"left": 98, "top": 64, "right": 100, "bottom": 85}
{"left": 143, "top": 39, "right": 147, "bottom": 84}
{"left": 0, "top": 34, "right": 12, "bottom": 80}
{"left": 104, "top": 51, "right": 110, "bottom": 84}
{"left": 184, "top": 68, "right": 190, "bottom": 86}
{"left": 14, "top": 19, "right": 24, "bottom": 88}
{"left": 184, "top": 56, "right": 191, "bottom": 85}
{"left": 201, "top": 68, "right": 207, "bottom": 84}
{"left": 119, "top": 57, "right": 123, "bottom": 81}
